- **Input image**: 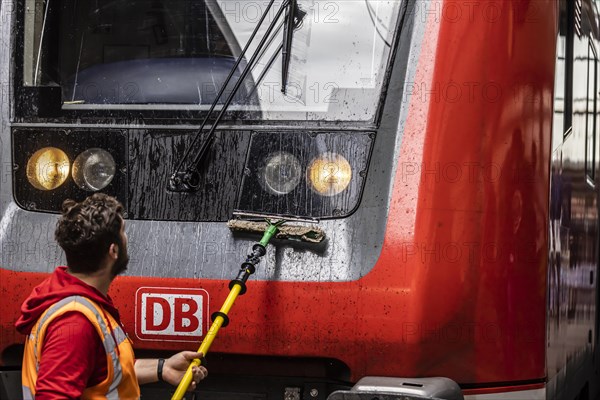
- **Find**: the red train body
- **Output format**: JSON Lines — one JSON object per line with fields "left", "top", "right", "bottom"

{"left": 0, "top": 0, "right": 599, "bottom": 399}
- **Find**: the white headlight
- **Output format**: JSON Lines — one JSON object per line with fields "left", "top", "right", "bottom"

{"left": 260, "top": 151, "right": 302, "bottom": 195}
{"left": 72, "top": 148, "right": 116, "bottom": 191}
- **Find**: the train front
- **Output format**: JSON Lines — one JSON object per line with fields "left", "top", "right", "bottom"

{"left": 0, "top": 0, "right": 556, "bottom": 399}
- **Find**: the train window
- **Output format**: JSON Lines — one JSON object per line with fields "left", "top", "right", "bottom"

{"left": 557, "top": 0, "right": 574, "bottom": 137}
{"left": 21, "top": 0, "right": 401, "bottom": 122}
{"left": 23, "top": 0, "right": 239, "bottom": 97}
{"left": 586, "top": 41, "right": 598, "bottom": 182}
{"left": 553, "top": 33, "right": 567, "bottom": 148}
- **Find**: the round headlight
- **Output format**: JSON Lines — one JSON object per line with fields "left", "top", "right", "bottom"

{"left": 307, "top": 152, "right": 352, "bottom": 196}
{"left": 26, "top": 147, "right": 70, "bottom": 190}
{"left": 72, "top": 148, "right": 116, "bottom": 191}
{"left": 260, "top": 151, "right": 302, "bottom": 195}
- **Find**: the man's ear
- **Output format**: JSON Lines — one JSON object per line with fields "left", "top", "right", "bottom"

{"left": 108, "top": 243, "right": 119, "bottom": 260}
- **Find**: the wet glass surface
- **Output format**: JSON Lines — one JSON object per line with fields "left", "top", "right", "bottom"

{"left": 23, "top": 0, "right": 401, "bottom": 121}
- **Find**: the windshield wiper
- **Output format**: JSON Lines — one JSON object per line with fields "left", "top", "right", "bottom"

{"left": 168, "top": 0, "right": 296, "bottom": 192}
{"left": 245, "top": 3, "right": 305, "bottom": 101}
{"left": 281, "top": 0, "right": 305, "bottom": 94}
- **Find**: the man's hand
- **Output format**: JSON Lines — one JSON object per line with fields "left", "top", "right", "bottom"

{"left": 163, "top": 351, "right": 208, "bottom": 391}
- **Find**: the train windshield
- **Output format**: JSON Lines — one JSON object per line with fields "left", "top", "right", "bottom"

{"left": 23, "top": 0, "right": 401, "bottom": 122}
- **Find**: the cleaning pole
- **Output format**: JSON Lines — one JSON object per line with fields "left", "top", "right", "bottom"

{"left": 171, "top": 220, "right": 284, "bottom": 400}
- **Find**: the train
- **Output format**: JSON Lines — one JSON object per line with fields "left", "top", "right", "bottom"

{"left": 1, "top": 0, "right": 599, "bottom": 399}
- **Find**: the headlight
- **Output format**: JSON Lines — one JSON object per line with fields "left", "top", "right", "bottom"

{"left": 307, "top": 152, "right": 352, "bottom": 196}
{"left": 260, "top": 151, "right": 302, "bottom": 195}
{"left": 72, "top": 148, "right": 116, "bottom": 191}
{"left": 26, "top": 147, "right": 70, "bottom": 190}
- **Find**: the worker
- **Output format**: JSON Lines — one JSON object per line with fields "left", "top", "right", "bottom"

{"left": 16, "top": 193, "right": 208, "bottom": 399}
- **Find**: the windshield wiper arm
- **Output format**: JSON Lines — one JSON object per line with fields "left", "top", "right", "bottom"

{"left": 168, "top": 0, "right": 289, "bottom": 192}
{"left": 281, "top": 0, "right": 305, "bottom": 94}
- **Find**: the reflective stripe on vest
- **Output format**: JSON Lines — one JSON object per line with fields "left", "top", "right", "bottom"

{"left": 31, "top": 296, "right": 124, "bottom": 399}
{"left": 22, "top": 385, "right": 34, "bottom": 400}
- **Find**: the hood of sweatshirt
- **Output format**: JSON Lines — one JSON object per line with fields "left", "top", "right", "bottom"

{"left": 15, "top": 266, "right": 121, "bottom": 334}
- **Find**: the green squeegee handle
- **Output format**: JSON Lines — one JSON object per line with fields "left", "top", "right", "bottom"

{"left": 259, "top": 220, "right": 284, "bottom": 247}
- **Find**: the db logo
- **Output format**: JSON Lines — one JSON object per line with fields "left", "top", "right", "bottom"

{"left": 135, "top": 287, "right": 209, "bottom": 342}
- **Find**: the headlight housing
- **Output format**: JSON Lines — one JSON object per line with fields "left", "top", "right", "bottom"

{"left": 237, "top": 131, "right": 373, "bottom": 219}
{"left": 13, "top": 128, "right": 127, "bottom": 213}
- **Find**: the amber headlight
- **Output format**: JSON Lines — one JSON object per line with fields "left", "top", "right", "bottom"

{"left": 307, "top": 152, "right": 352, "bottom": 196}
{"left": 72, "top": 148, "right": 116, "bottom": 191}
{"left": 26, "top": 147, "right": 70, "bottom": 190}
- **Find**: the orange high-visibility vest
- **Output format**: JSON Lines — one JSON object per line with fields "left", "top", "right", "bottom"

{"left": 21, "top": 295, "right": 140, "bottom": 400}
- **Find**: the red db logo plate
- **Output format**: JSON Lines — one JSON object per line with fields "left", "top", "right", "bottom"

{"left": 135, "top": 287, "right": 209, "bottom": 341}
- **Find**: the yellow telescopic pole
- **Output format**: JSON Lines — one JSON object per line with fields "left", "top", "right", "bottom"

{"left": 171, "top": 221, "right": 281, "bottom": 400}
{"left": 171, "top": 284, "right": 243, "bottom": 400}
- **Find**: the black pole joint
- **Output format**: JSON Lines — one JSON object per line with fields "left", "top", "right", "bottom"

{"left": 211, "top": 311, "right": 230, "bottom": 327}
{"left": 228, "top": 243, "right": 268, "bottom": 295}
{"left": 252, "top": 244, "right": 266, "bottom": 256}
{"left": 229, "top": 273, "right": 248, "bottom": 294}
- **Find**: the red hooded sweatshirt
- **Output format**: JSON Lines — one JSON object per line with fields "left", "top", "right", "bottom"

{"left": 16, "top": 267, "right": 122, "bottom": 399}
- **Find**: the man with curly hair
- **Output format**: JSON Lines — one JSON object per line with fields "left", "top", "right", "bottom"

{"left": 16, "top": 193, "right": 207, "bottom": 399}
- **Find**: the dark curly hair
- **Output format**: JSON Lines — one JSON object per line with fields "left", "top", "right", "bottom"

{"left": 55, "top": 193, "right": 124, "bottom": 273}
